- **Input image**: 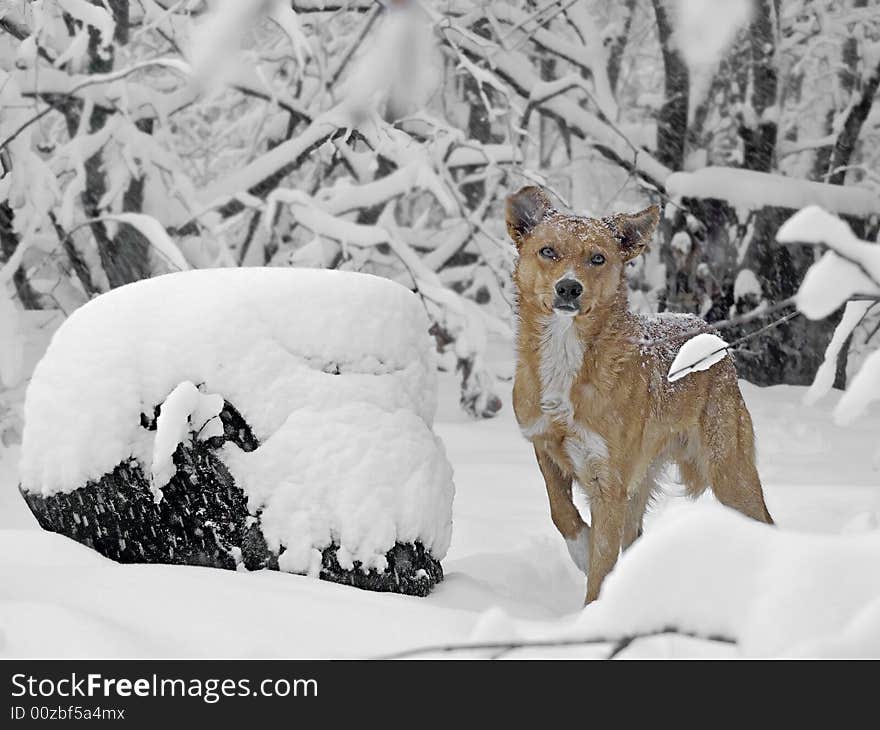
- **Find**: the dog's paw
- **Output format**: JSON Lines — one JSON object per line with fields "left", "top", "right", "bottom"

{"left": 565, "top": 527, "right": 590, "bottom": 575}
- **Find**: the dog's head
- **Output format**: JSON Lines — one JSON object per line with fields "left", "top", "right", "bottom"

{"left": 506, "top": 186, "right": 660, "bottom": 319}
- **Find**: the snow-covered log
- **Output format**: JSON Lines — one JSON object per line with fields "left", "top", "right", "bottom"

{"left": 18, "top": 268, "right": 454, "bottom": 596}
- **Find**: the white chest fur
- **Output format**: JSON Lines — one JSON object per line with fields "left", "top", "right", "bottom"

{"left": 519, "top": 314, "right": 609, "bottom": 473}
{"left": 538, "top": 314, "right": 583, "bottom": 417}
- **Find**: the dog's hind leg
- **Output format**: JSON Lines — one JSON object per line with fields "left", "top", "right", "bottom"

{"left": 534, "top": 446, "right": 590, "bottom": 573}
{"left": 622, "top": 466, "right": 658, "bottom": 551}
{"left": 704, "top": 396, "right": 774, "bottom": 524}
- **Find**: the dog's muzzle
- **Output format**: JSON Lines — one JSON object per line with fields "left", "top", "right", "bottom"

{"left": 553, "top": 278, "right": 582, "bottom": 314}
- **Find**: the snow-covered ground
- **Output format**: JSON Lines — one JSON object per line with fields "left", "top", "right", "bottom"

{"left": 1, "top": 351, "right": 879, "bottom": 658}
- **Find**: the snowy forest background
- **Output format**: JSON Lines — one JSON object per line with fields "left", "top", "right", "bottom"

{"left": 1, "top": 0, "right": 880, "bottom": 433}
{"left": 2, "top": 0, "right": 880, "bottom": 658}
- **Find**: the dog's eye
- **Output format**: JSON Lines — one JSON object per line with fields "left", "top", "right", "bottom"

{"left": 539, "top": 247, "right": 558, "bottom": 260}
{"left": 590, "top": 253, "right": 606, "bottom": 266}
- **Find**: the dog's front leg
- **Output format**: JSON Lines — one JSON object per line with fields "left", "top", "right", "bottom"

{"left": 534, "top": 446, "right": 590, "bottom": 574}
{"left": 584, "top": 478, "right": 626, "bottom": 604}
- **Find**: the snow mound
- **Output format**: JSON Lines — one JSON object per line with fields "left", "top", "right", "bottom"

{"left": 574, "top": 504, "right": 880, "bottom": 657}
{"left": 222, "top": 403, "right": 453, "bottom": 573}
{"left": 20, "top": 267, "right": 453, "bottom": 568}
{"left": 667, "top": 333, "right": 729, "bottom": 382}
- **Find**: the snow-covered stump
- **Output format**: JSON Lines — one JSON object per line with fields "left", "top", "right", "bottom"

{"left": 18, "top": 269, "right": 454, "bottom": 596}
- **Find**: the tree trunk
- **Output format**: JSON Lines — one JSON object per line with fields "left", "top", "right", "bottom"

{"left": 812, "top": 0, "right": 874, "bottom": 386}
{"left": 828, "top": 59, "right": 880, "bottom": 184}
{"left": 651, "top": 0, "right": 689, "bottom": 171}
{"left": 77, "top": 1, "right": 152, "bottom": 289}
{"left": 0, "top": 203, "right": 40, "bottom": 308}
{"left": 741, "top": 0, "right": 778, "bottom": 172}
{"left": 606, "top": 0, "right": 636, "bottom": 95}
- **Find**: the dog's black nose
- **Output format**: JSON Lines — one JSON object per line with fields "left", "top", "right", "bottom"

{"left": 555, "top": 279, "right": 583, "bottom": 300}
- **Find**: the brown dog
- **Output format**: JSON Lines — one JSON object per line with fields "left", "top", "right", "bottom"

{"left": 506, "top": 186, "right": 773, "bottom": 604}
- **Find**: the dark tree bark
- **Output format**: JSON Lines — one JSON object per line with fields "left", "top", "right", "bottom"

{"left": 740, "top": 0, "right": 778, "bottom": 172}
{"left": 108, "top": 0, "right": 129, "bottom": 44}
{"left": 459, "top": 18, "right": 499, "bottom": 212}
{"left": 828, "top": 58, "right": 880, "bottom": 184}
{"left": 606, "top": 0, "right": 636, "bottom": 95}
{"left": 48, "top": 213, "right": 100, "bottom": 297}
{"left": 813, "top": 0, "right": 874, "bottom": 387}
{"left": 0, "top": 203, "right": 40, "bottom": 309}
{"left": 45, "top": 85, "right": 138, "bottom": 292}
{"left": 651, "top": 0, "right": 689, "bottom": 171}
{"left": 812, "top": 0, "right": 866, "bottom": 181}
{"left": 63, "top": 1, "right": 152, "bottom": 289}
{"left": 651, "top": 0, "right": 692, "bottom": 321}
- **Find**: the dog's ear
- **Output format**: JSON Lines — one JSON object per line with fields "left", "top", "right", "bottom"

{"left": 506, "top": 186, "right": 554, "bottom": 245}
{"left": 603, "top": 204, "right": 660, "bottom": 262}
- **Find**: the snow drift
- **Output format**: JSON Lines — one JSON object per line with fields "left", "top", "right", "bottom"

{"left": 18, "top": 267, "right": 454, "bottom": 594}
{"left": 562, "top": 504, "right": 880, "bottom": 657}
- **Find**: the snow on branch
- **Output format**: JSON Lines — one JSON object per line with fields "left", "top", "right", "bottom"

{"left": 667, "top": 168, "right": 880, "bottom": 220}
{"left": 57, "top": 0, "right": 116, "bottom": 47}
{"left": 199, "top": 103, "right": 489, "bottom": 222}
{"left": 316, "top": 161, "right": 457, "bottom": 216}
{"left": 267, "top": 2, "right": 313, "bottom": 68}
{"left": 436, "top": 21, "right": 670, "bottom": 188}
{"left": 804, "top": 300, "right": 876, "bottom": 407}
{"left": 264, "top": 189, "right": 388, "bottom": 246}
{"left": 198, "top": 107, "right": 352, "bottom": 207}
{"left": 61, "top": 214, "right": 190, "bottom": 274}
{"left": 290, "top": 1, "right": 377, "bottom": 11}
{"left": 778, "top": 206, "right": 880, "bottom": 455}
{"left": 263, "top": 191, "right": 446, "bottom": 297}
{"left": 263, "top": 161, "right": 456, "bottom": 241}
{"left": 101, "top": 214, "right": 191, "bottom": 272}
{"left": 444, "top": 143, "right": 522, "bottom": 168}
{"left": 777, "top": 205, "right": 880, "bottom": 320}
{"left": 4, "top": 59, "right": 193, "bottom": 150}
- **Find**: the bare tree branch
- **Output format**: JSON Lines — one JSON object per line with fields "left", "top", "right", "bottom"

{"left": 380, "top": 627, "right": 737, "bottom": 660}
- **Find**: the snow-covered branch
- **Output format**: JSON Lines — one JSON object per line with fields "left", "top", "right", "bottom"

{"left": 777, "top": 206, "right": 880, "bottom": 456}
{"left": 433, "top": 15, "right": 669, "bottom": 188}
{"left": 777, "top": 206, "right": 880, "bottom": 319}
